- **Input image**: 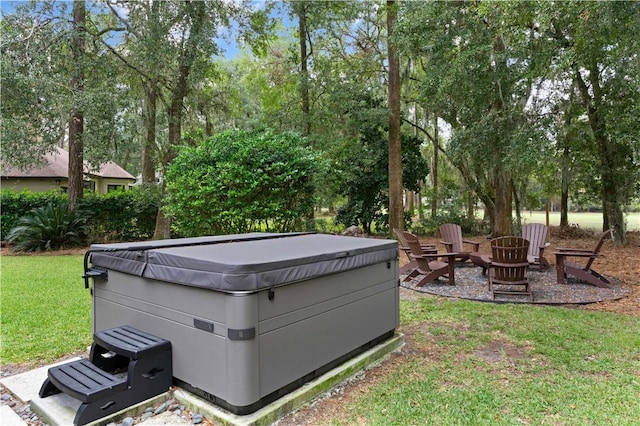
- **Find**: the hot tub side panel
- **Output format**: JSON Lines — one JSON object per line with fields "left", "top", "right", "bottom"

{"left": 92, "top": 260, "right": 398, "bottom": 413}
{"left": 92, "top": 271, "right": 239, "bottom": 403}
{"left": 257, "top": 260, "right": 399, "bottom": 396}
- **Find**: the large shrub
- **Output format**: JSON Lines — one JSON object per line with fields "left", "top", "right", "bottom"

{"left": 164, "top": 129, "right": 323, "bottom": 236}
{"left": 1, "top": 188, "right": 160, "bottom": 243}
{"left": 79, "top": 187, "right": 161, "bottom": 242}
{"left": 0, "top": 190, "right": 68, "bottom": 240}
{"left": 5, "top": 200, "right": 89, "bottom": 251}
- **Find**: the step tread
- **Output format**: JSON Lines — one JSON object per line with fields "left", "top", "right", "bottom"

{"left": 94, "top": 325, "right": 171, "bottom": 359}
{"left": 47, "top": 360, "right": 127, "bottom": 403}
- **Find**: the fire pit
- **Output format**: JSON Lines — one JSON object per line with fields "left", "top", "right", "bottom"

{"left": 86, "top": 232, "right": 399, "bottom": 415}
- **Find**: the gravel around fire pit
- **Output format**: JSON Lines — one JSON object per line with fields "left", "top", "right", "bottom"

{"left": 400, "top": 264, "right": 631, "bottom": 304}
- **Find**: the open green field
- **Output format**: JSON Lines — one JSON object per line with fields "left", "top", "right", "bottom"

{"left": 492, "top": 211, "right": 640, "bottom": 231}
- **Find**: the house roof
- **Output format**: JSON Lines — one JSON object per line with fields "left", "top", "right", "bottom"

{"left": 1, "top": 147, "right": 135, "bottom": 180}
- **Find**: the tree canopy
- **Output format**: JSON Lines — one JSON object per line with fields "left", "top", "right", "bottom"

{"left": 1, "top": 0, "right": 638, "bottom": 243}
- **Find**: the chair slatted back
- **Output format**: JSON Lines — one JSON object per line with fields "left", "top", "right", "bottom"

{"left": 584, "top": 229, "right": 612, "bottom": 270}
{"left": 491, "top": 237, "right": 529, "bottom": 283}
{"left": 403, "top": 231, "right": 434, "bottom": 273}
{"left": 394, "top": 228, "right": 410, "bottom": 249}
{"left": 439, "top": 224, "right": 464, "bottom": 252}
{"left": 521, "top": 223, "right": 548, "bottom": 260}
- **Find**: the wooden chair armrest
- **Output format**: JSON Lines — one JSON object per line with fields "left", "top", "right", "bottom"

{"left": 556, "top": 247, "right": 591, "bottom": 253}
{"left": 415, "top": 252, "right": 459, "bottom": 260}
{"left": 413, "top": 253, "right": 443, "bottom": 260}
{"left": 398, "top": 244, "right": 409, "bottom": 251}
{"left": 463, "top": 240, "right": 481, "bottom": 251}
{"left": 553, "top": 251, "right": 601, "bottom": 258}
{"left": 440, "top": 241, "right": 454, "bottom": 251}
{"left": 439, "top": 252, "right": 461, "bottom": 259}
{"left": 420, "top": 243, "right": 437, "bottom": 249}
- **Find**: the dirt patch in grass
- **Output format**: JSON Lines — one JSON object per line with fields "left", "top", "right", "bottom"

{"left": 472, "top": 340, "right": 528, "bottom": 364}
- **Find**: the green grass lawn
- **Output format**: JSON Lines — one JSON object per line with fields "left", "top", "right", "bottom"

{"left": 1, "top": 255, "right": 92, "bottom": 364}
{"left": 338, "top": 299, "right": 640, "bottom": 425}
{"left": 2, "top": 256, "right": 639, "bottom": 424}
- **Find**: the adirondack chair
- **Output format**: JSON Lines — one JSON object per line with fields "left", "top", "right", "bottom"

{"left": 521, "top": 223, "right": 551, "bottom": 268}
{"left": 488, "top": 237, "right": 532, "bottom": 301}
{"left": 401, "top": 231, "right": 457, "bottom": 286}
{"left": 393, "top": 228, "right": 437, "bottom": 274}
{"left": 439, "top": 223, "right": 481, "bottom": 264}
{"left": 553, "top": 229, "right": 611, "bottom": 288}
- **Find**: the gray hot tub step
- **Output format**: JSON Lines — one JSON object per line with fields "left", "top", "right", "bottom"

{"left": 38, "top": 325, "right": 172, "bottom": 425}
{"left": 93, "top": 325, "right": 171, "bottom": 359}
{"left": 40, "top": 359, "right": 127, "bottom": 402}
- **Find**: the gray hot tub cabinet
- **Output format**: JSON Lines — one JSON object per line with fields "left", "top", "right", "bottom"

{"left": 88, "top": 233, "right": 399, "bottom": 415}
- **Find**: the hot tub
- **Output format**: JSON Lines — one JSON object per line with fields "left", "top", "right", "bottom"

{"left": 86, "top": 232, "right": 399, "bottom": 414}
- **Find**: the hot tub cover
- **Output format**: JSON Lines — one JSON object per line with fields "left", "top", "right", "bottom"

{"left": 89, "top": 233, "right": 398, "bottom": 292}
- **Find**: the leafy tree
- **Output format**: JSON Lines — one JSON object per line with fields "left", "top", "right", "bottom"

{"left": 1, "top": 2, "right": 137, "bottom": 176}
{"left": 164, "top": 129, "right": 323, "bottom": 236}
{"left": 395, "top": 1, "right": 553, "bottom": 236}
{"left": 270, "top": 1, "right": 414, "bottom": 229}
{"left": 544, "top": 1, "right": 640, "bottom": 244}
{"left": 335, "top": 105, "right": 428, "bottom": 235}
{"left": 94, "top": 0, "right": 272, "bottom": 237}
{"left": 1, "top": 3, "right": 69, "bottom": 168}
{"left": 283, "top": 0, "right": 362, "bottom": 135}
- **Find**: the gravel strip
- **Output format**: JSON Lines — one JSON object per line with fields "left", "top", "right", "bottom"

{"left": 400, "top": 264, "right": 631, "bottom": 304}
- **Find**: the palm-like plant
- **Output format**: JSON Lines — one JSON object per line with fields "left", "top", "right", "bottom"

{"left": 6, "top": 201, "right": 89, "bottom": 251}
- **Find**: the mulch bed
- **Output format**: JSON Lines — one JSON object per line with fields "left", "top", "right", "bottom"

{"left": 400, "top": 264, "right": 631, "bottom": 305}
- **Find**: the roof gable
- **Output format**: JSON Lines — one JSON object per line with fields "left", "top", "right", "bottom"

{"left": 1, "top": 147, "right": 135, "bottom": 180}
{"left": 2, "top": 147, "right": 69, "bottom": 178}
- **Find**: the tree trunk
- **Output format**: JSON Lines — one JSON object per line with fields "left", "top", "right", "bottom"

{"left": 431, "top": 112, "right": 439, "bottom": 219}
{"left": 297, "top": 4, "right": 311, "bottom": 136}
{"left": 153, "top": 75, "right": 187, "bottom": 239}
{"left": 141, "top": 81, "right": 157, "bottom": 185}
{"left": 560, "top": 145, "right": 570, "bottom": 226}
{"left": 67, "top": 0, "right": 85, "bottom": 212}
{"left": 451, "top": 153, "right": 494, "bottom": 231}
{"left": 512, "top": 179, "right": 522, "bottom": 233}
{"left": 466, "top": 191, "right": 475, "bottom": 222}
{"left": 297, "top": 5, "right": 315, "bottom": 228}
{"left": 153, "top": 1, "right": 207, "bottom": 240}
{"left": 387, "top": 0, "right": 403, "bottom": 235}
{"left": 574, "top": 67, "right": 626, "bottom": 244}
{"left": 406, "top": 190, "right": 414, "bottom": 213}
{"left": 417, "top": 184, "right": 424, "bottom": 221}
{"left": 484, "top": 200, "right": 496, "bottom": 233}
{"left": 492, "top": 170, "right": 512, "bottom": 237}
